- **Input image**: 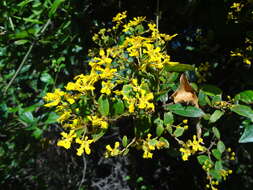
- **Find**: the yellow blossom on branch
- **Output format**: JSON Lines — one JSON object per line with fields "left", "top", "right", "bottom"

{"left": 57, "top": 130, "right": 77, "bottom": 149}
{"left": 75, "top": 136, "right": 94, "bottom": 156}
{"left": 105, "top": 141, "right": 121, "bottom": 158}
{"left": 43, "top": 89, "right": 65, "bottom": 107}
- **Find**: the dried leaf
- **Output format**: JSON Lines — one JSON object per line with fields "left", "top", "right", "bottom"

{"left": 170, "top": 74, "right": 199, "bottom": 107}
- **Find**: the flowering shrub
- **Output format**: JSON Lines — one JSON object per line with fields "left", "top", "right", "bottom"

{"left": 43, "top": 12, "right": 253, "bottom": 189}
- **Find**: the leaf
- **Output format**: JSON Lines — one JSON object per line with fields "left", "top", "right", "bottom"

{"left": 164, "top": 63, "right": 195, "bottom": 72}
{"left": 164, "top": 112, "right": 174, "bottom": 126}
{"left": 173, "top": 127, "right": 184, "bottom": 137}
{"left": 198, "top": 90, "right": 207, "bottom": 106}
{"left": 231, "top": 105, "right": 253, "bottom": 120}
{"left": 239, "top": 124, "right": 253, "bottom": 143}
{"left": 211, "top": 95, "right": 222, "bottom": 105}
{"left": 201, "top": 85, "right": 222, "bottom": 96}
{"left": 165, "top": 104, "right": 205, "bottom": 118}
{"left": 235, "top": 90, "right": 253, "bottom": 104}
{"left": 212, "top": 127, "right": 220, "bottom": 139}
{"left": 40, "top": 72, "right": 54, "bottom": 84}
{"left": 215, "top": 161, "right": 223, "bottom": 170}
{"left": 209, "top": 169, "right": 222, "bottom": 180}
{"left": 122, "top": 136, "right": 128, "bottom": 147}
{"left": 113, "top": 99, "right": 124, "bottom": 115}
{"left": 197, "top": 155, "right": 210, "bottom": 165}
{"left": 156, "top": 125, "right": 164, "bottom": 136}
{"left": 209, "top": 110, "right": 224, "bottom": 123}
{"left": 45, "top": 112, "right": 59, "bottom": 124}
{"left": 14, "top": 40, "right": 29, "bottom": 45}
{"left": 98, "top": 95, "right": 110, "bottom": 116}
{"left": 170, "top": 74, "right": 199, "bottom": 107}
{"left": 32, "top": 128, "right": 43, "bottom": 139}
{"left": 159, "top": 137, "right": 170, "bottom": 148}
{"left": 49, "top": 0, "right": 65, "bottom": 18}
{"left": 92, "top": 130, "right": 106, "bottom": 142}
{"left": 212, "top": 149, "right": 222, "bottom": 160}
{"left": 217, "top": 141, "right": 225, "bottom": 153}
{"left": 19, "top": 112, "right": 34, "bottom": 124}
{"left": 154, "top": 117, "right": 163, "bottom": 126}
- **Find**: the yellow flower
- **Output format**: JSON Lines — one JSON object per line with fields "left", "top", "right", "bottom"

{"left": 75, "top": 136, "right": 94, "bottom": 156}
{"left": 101, "top": 81, "right": 115, "bottom": 95}
{"left": 57, "top": 110, "right": 71, "bottom": 123}
{"left": 122, "top": 16, "right": 146, "bottom": 32}
{"left": 57, "top": 130, "right": 76, "bottom": 149}
{"left": 105, "top": 141, "right": 121, "bottom": 158}
{"left": 183, "top": 119, "right": 188, "bottom": 124}
{"left": 180, "top": 147, "right": 192, "bottom": 161}
{"left": 138, "top": 90, "right": 154, "bottom": 111}
{"left": 142, "top": 134, "right": 156, "bottom": 159}
{"left": 88, "top": 115, "right": 108, "bottom": 129}
{"left": 243, "top": 58, "right": 251, "bottom": 65}
{"left": 44, "top": 89, "right": 65, "bottom": 107}
{"left": 112, "top": 11, "right": 127, "bottom": 23}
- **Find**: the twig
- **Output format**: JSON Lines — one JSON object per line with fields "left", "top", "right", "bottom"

{"left": 78, "top": 154, "right": 87, "bottom": 190}
{"left": 4, "top": 19, "right": 51, "bottom": 94}
{"left": 4, "top": 42, "right": 34, "bottom": 94}
{"left": 156, "top": 0, "right": 160, "bottom": 29}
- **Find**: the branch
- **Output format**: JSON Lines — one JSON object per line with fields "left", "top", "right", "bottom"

{"left": 4, "top": 19, "right": 51, "bottom": 94}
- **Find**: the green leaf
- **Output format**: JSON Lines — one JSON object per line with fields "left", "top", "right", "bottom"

{"left": 154, "top": 117, "right": 163, "bottom": 126}
{"left": 212, "top": 127, "right": 220, "bottom": 139}
{"left": 98, "top": 95, "right": 110, "bottom": 116}
{"left": 156, "top": 125, "right": 164, "bottom": 136}
{"left": 122, "top": 136, "right": 128, "bottom": 147}
{"left": 19, "top": 112, "right": 34, "bottom": 124}
{"left": 164, "top": 63, "right": 195, "bottom": 72}
{"left": 92, "top": 130, "right": 106, "bottom": 142}
{"left": 217, "top": 141, "right": 225, "bottom": 153}
{"left": 122, "top": 84, "right": 132, "bottom": 98}
{"left": 49, "top": 0, "right": 65, "bottom": 18}
{"left": 45, "top": 112, "right": 59, "bottom": 124}
{"left": 209, "top": 110, "right": 224, "bottom": 123}
{"left": 231, "top": 105, "right": 253, "bottom": 120}
{"left": 9, "top": 28, "right": 38, "bottom": 39}
{"left": 197, "top": 155, "right": 210, "bottom": 165}
{"left": 235, "top": 90, "right": 253, "bottom": 104}
{"left": 40, "top": 72, "right": 54, "bottom": 84}
{"left": 215, "top": 161, "right": 223, "bottom": 170}
{"left": 113, "top": 99, "right": 124, "bottom": 115}
{"left": 173, "top": 127, "right": 184, "bottom": 137}
{"left": 159, "top": 137, "right": 170, "bottom": 148}
{"left": 212, "top": 149, "right": 222, "bottom": 160}
{"left": 164, "top": 112, "right": 174, "bottom": 126}
{"left": 18, "top": 0, "right": 33, "bottom": 7}
{"left": 209, "top": 169, "right": 222, "bottom": 180}
{"left": 239, "top": 124, "right": 253, "bottom": 143}
{"left": 198, "top": 90, "right": 207, "bottom": 106}
{"left": 211, "top": 95, "right": 222, "bottom": 105}
{"left": 32, "top": 128, "right": 43, "bottom": 139}
{"left": 165, "top": 104, "right": 205, "bottom": 118}
{"left": 14, "top": 39, "right": 29, "bottom": 45}
{"left": 201, "top": 85, "right": 222, "bottom": 96}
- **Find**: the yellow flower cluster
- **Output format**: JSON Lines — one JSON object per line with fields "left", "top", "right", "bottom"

{"left": 123, "top": 16, "right": 146, "bottom": 32}
{"left": 105, "top": 141, "right": 121, "bottom": 158}
{"left": 227, "top": 2, "right": 244, "bottom": 22}
{"left": 43, "top": 11, "right": 178, "bottom": 157}
{"left": 88, "top": 115, "right": 108, "bottom": 129}
{"left": 180, "top": 135, "right": 205, "bottom": 161}
{"left": 141, "top": 134, "right": 166, "bottom": 159}
{"left": 231, "top": 51, "right": 251, "bottom": 65}
{"left": 121, "top": 79, "right": 155, "bottom": 113}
